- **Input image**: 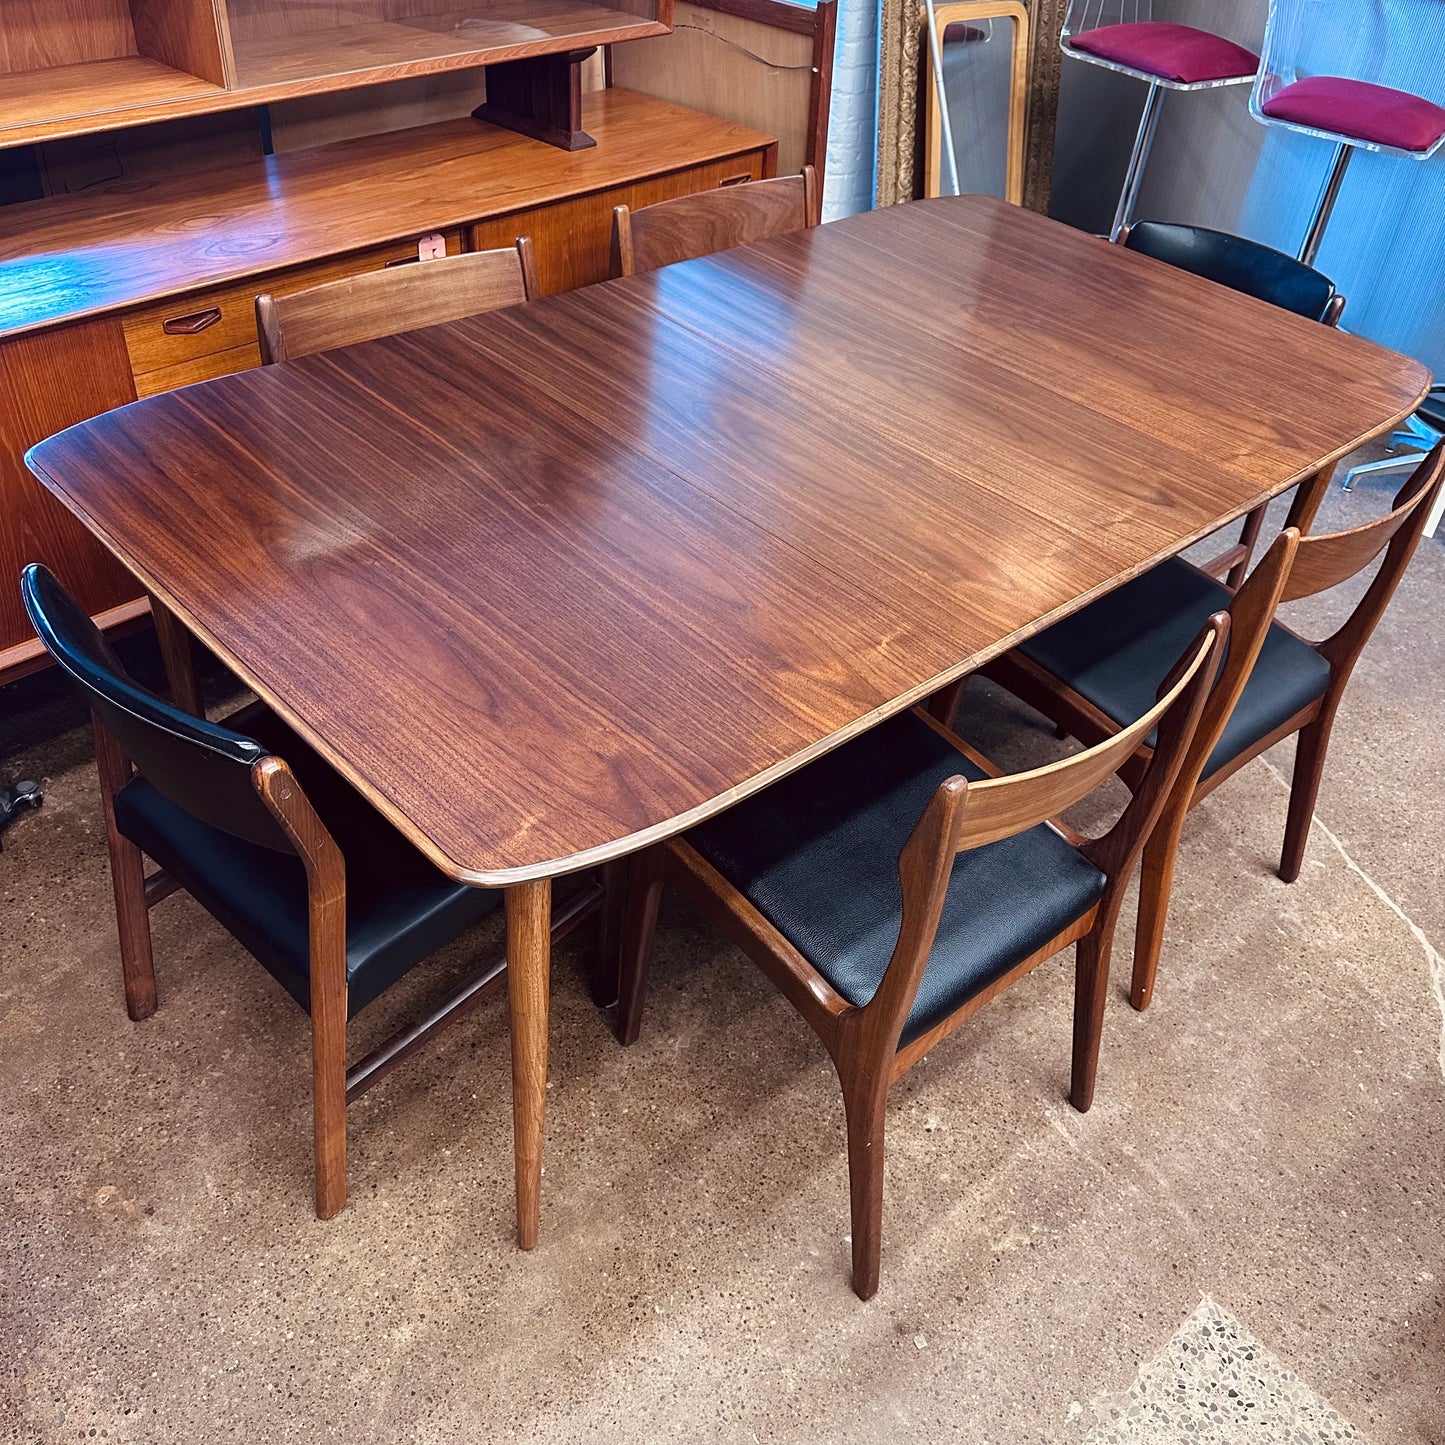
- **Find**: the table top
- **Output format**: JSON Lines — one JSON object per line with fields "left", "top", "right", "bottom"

{"left": 28, "top": 196, "right": 1430, "bottom": 886}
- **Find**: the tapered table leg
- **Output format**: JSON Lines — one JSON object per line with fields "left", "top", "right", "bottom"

{"left": 148, "top": 592, "right": 202, "bottom": 717}
{"left": 506, "top": 878, "right": 552, "bottom": 1250}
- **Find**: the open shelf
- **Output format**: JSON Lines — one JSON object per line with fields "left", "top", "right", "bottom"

{"left": 230, "top": 2, "right": 665, "bottom": 89}
{"left": 0, "top": 56, "right": 226, "bottom": 137}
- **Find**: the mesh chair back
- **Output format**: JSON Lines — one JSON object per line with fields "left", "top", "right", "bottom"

{"left": 20, "top": 565, "right": 292, "bottom": 853}
{"left": 1062, "top": 0, "right": 1151, "bottom": 39}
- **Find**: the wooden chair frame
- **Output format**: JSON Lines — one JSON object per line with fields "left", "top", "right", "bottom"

{"left": 610, "top": 165, "right": 820, "bottom": 277}
{"left": 1113, "top": 221, "right": 1347, "bottom": 590}
{"left": 618, "top": 620, "right": 1223, "bottom": 1298}
{"left": 89, "top": 705, "right": 605, "bottom": 1221}
{"left": 256, "top": 237, "right": 539, "bottom": 365}
{"left": 974, "top": 447, "right": 1444, "bottom": 1014}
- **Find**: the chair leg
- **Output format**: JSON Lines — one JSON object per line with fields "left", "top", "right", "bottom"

{"left": 616, "top": 846, "right": 665, "bottom": 1046}
{"left": 310, "top": 981, "right": 349, "bottom": 1220}
{"left": 1070, "top": 927, "right": 1113, "bottom": 1114}
{"left": 841, "top": 1074, "right": 890, "bottom": 1301}
{"left": 1280, "top": 713, "right": 1335, "bottom": 884}
{"left": 91, "top": 718, "right": 157, "bottom": 1021}
{"left": 591, "top": 858, "right": 628, "bottom": 1009}
{"left": 109, "top": 832, "right": 158, "bottom": 1022}
{"left": 1130, "top": 801, "right": 1188, "bottom": 1013}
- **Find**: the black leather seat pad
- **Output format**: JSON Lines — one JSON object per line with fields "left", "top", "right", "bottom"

{"left": 687, "top": 710, "right": 1107, "bottom": 1045}
{"left": 1019, "top": 558, "right": 1330, "bottom": 779}
{"left": 114, "top": 701, "right": 499, "bottom": 1017}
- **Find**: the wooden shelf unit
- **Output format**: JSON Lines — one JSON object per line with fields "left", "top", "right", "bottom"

{"left": 0, "top": 0, "right": 672, "bottom": 147}
{"left": 0, "top": 0, "right": 836, "bottom": 683}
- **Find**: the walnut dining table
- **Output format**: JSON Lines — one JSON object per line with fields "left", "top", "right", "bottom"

{"left": 26, "top": 195, "right": 1430, "bottom": 1249}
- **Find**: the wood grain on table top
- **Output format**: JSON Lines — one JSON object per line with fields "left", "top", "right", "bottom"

{"left": 0, "top": 89, "right": 773, "bottom": 339}
{"left": 28, "top": 196, "right": 1432, "bottom": 885}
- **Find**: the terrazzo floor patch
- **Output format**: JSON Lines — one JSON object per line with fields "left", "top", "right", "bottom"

{"left": 1086, "top": 1298, "right": 1365, "bottom": 1444}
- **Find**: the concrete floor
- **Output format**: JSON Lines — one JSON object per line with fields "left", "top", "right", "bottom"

{"left": 1, "top": 474, "right": 1441, "bottom": 1444}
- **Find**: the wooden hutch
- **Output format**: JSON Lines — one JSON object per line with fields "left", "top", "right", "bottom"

{"left": 0, "top": 0, "right": 837, "bottom": 681}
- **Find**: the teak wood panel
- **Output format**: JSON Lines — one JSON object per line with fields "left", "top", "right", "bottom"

{"left": 468, "top": 152, "right": 765, "bottom": 294}
{"left": 27, "top": 197, "right": 1430, "bottom": 883}
{"left": 610, "top": 0, "right": 835, "bottom": 177}
{"left": 0, "top": 90, "right": 773, "bottom": 338}
{"left": 0, "top": 318, "right": 139, "bottom": 675}
{"left": 0, "top": 0, "right": 138, "bottom": 71}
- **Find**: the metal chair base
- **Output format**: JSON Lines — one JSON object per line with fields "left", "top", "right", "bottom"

{"left": 1299, "top": 141, "right": 1352, "bottom": 266}
{"left": 1111, "top": 81, "right": 1165, "bottom": 241}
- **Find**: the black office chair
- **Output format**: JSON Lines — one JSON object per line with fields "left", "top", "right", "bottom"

{"left": 1117, "top": 220, "right": 1345, "bottom": 586}
{"left": 20, "top": 564, "right": 599, "bottom": 1221}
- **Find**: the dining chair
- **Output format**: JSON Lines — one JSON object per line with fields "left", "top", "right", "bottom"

{"left": 1250, "top": 0, "right": 1445, "bottom": 265}
{"left": 21, "top": 563, "right": 605, "bottom": 1221}
{"left": 977, "top": 447, "right": 1444, "bottom": 1014}
{"left": 1061, "top": 1, "right": 1258, "bottom": 240}
{"left": 609, "top": 167, "right": 820, "bottom": 278}
{"left": 617, "top": 620, "right": 1224, "bottom": 1299}
{"left": 1116, "top": 219, "right": 1345, "bottom": 587}
{"left": 255, "top": 237, "right": 539, "bottom": 364}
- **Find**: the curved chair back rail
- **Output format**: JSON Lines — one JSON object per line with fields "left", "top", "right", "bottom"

{"left": 1118, "top": 220, "right": 1342, "bottom": 323}
{"left": 952, "top": 621, "right": 1223, "bottom": 856}
{"left": 255, "top": 236, "right": 538, "bottom": 364}
{"left": 1282, "top": 451, "right": 1442, "bottom": 605}
{"left": 610, "top": 166, "right": 821, "bottom": 278}
{"left": 20, "top": 563, "right": 292, "bottom": 853}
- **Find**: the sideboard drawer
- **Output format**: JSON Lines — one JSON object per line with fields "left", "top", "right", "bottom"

{"left": 124, "top": 231, "right": 464, "bottom": 389}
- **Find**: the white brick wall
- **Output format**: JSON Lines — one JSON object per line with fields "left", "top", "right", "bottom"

{"left": 823, "top": 0, "right": 880, "bottom": 219}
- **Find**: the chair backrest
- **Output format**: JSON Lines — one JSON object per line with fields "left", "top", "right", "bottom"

{"left": 1119, "top": 220, "right": 1343, "bottom": 323}
{"left": 20, "top": 565, "right": 293, "bottom": 853}
{"left": 1282, "top": 443, "right": 1443, "bottom": 605}
{"left": 954, "top": 618, "right": 1223, "bottom": 854}
{"left": 610, "top": 167, "right": 821, "bottom": 278}
{"left": 256, "top": 237, "right": 538, "bottom": 364}
{"left": 870, "top": 616, "right": 1224, "bottom": 1036}
{"left": 1061, "top": 0, "right": 1152, "bottom": 41}
{"left": 1251, "top": 0, "right": 1445, "bottom": 115}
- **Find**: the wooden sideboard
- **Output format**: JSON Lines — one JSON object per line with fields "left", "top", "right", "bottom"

{"left": 0, "top": 88, "right": 776, "bottom": 679}
{"left": 0, "top": 0, "right": 837, "bottom": 684}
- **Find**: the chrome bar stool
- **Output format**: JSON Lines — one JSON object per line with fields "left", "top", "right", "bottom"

{"left": 1061, "top": 0, "right": 1258, "bottom": 240}
{"left": 1250, "top": 0, "right": 1445, "bottom": 265}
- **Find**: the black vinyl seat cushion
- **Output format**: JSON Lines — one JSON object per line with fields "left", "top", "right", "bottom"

{"left": 686, "top": 710, "right": 1107, "bottom": 1046}
{"left": 113, "top": 701, "right": 499, "bottom": 1017}
{"left": 1018, "top": 557, "right": 1331, "bottom": 779}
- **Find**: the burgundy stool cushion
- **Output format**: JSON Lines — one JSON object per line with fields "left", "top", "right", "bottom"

{"left": 1069, "top": 22, "right": 1257, "bottom": 85}
{"left": 1261, "top": 76, "right": 1445, "bottom": 153}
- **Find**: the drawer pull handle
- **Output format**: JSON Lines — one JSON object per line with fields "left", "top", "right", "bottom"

{"left": 719, "top": 173, "right": 753, "bottom": 188}
{"left": 162, "top": 307, "right": 222, "bottom": 336}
